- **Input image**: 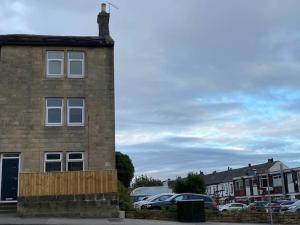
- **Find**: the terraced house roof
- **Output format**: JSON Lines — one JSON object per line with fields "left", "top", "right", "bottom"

{"left": 204, "top": 160, "right": 278, "bottom": 185}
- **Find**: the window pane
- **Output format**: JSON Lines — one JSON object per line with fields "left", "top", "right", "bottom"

{"left": 68, "top": 99, "right": 83, "bottom": 107}
{"left": 45, "top": 162, "right": 61, "bottom": 172}
{"left": 48, "top": 61, "right": 62, "bottom": 75}
{"left": 48, "top": 108, "right": 62, "bottom": 123}
{"left": 47, "top": 99, "right": 62, "bottom": 107}
{"left": 68, "top": 162, "right": 83, "bottom": 171}
{"left": 68, "top": 153, "right": 83, "bottom": 160}
{"left": 46, "top": 154, "right": 61, "bottom": 160}
{"left": 48, "top": 52, "right": 64, "bottom": 59}
{"left": 69, "top": 108, "right": 83, "bottom": 123}
{"left": 69, "top": 61, "right": 83, "bottom": 75}
{"left": 69, "top": 52, "right": 84, "bottom": 59}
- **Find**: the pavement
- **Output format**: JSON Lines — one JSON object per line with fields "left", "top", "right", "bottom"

{"left": 0, "top": 213, "right": 268, "bottom": 225}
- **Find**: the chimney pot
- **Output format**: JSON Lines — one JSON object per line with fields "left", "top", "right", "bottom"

{"left": 248, "top": 163, "right": 251, "bottom": 167}
{"left": 101, "top": 3, "right": 107, "bottom": 12}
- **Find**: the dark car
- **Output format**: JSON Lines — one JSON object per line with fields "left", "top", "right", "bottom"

{"left": 266, "top": 200, "right": 291, "bottom": 212}
{"left": 145, "top": 193, "right": 217, "bottom": 210}
{"left": 249, "top": 201, "right": 268, "bottom": 211}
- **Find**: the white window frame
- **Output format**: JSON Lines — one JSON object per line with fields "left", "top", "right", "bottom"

{"left": 260, "top": 175, "right": 268, "bottom": 188}
{"left": 66, "top": 152, "right": 84, "bottom": 171}
{"left": 46, "top": 51, "right": 64, "bottom": 78}
{"left": 45, "top": 98, "right": 64, "bottom": 126}
{"left": 67, "top": 98, "right": 85, "bottom": 126}
{"left": 67, "top": 52, "right": 85, "bottom": 78}
{"left": 44, "top": 152, "right": 63, "bottom": 172}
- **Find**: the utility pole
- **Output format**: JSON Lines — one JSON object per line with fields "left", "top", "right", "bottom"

{"left": 266, "top": 170, "right": 273, "bottom": 225}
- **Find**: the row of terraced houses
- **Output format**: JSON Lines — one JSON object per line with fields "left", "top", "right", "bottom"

{"left": 204, "top": 158, "right": 300, "bottom": 204}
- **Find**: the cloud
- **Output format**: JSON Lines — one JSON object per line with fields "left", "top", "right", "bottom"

{"left": 2, "top": 0, "right": 300, "bottom": 179}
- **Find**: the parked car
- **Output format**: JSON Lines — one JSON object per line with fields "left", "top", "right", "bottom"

{"left": 133, "top": 193, "right": 174, "bottom": 209}
{"left": 286, "top": 200, "right": 300, "bottom": 213}
{"left": 265, "top": 200, "right": 291, "bottom": 212}
{"left": 218, "top": 203, "right": 248, "bottom": 212}
{"left": 145, "top": 193, "right": 217, "bottom": 210}
{"left": 249, "top": 201, "right": 268, "bottom": 211}
{"left": 280, "top": 201, "right": 296, "bottom": 212}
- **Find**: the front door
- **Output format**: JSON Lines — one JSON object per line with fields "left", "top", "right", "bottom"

{"left": 1, "top": 156, "right": 19, "bottom": 201}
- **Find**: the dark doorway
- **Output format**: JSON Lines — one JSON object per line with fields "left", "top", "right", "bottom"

{"left": 1, "top": 157, "right": 19, "bottom": 201}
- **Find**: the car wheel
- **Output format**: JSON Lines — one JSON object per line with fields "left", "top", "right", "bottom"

{"left": 222, "top": 209, "right": 227, "bottom": 212}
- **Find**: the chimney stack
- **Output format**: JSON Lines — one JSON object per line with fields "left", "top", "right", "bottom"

{"left": 97, "top": 3, "right": 110, "bottom": 38}
{"left": 268, "top": 158, "right": 274, "bottom": 163}
{"left": 248, "top": 163, "right": 251, "bottom": 167}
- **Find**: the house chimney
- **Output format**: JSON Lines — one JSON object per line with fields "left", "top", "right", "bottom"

{"left": 248, "top": 163, "right": 251, "bottom": 167}
{"left": 97, "top": 3, "right": 110, "bottom": 38}
{"left": 268, "top": 158, "right": 274, "bottom": 163}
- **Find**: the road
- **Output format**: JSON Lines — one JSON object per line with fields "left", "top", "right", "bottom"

{"left": 0, "top": 213, "right": 269, "bottom": 225}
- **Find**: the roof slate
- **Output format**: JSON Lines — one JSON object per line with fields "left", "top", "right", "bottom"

{"left": 204, "top": 161, "right": 278, "bottom": 185}
{"left": 0, "top": 34, "right": 114, "bottom": 47}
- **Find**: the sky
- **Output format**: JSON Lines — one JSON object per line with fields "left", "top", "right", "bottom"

{"left": 1, "top": 0, "right": 300, "bottom": 180}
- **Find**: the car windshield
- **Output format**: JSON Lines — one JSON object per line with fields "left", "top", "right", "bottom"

{"left": 292, "top": 200, "right": 300, "bottom": 206}
{"left": 151, "top": 194, "right": 173, "bottom": 202}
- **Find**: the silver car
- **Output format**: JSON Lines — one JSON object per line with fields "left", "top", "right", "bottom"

{"left": 286, "top": 200, "right": 300, "bottom": 213}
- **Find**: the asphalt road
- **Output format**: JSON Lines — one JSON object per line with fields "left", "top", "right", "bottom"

{"left": 0, "top": 213, "right": 268, "bottom": 225}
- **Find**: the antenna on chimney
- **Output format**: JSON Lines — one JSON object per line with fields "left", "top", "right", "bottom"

{"left": 108, "top": 2, "right": 119, "bottom": 13}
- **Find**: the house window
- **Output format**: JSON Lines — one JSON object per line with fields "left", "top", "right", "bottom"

{"left": 235, "top": 180, "right": 244, "bottom": 190}
{"left": 287, "top": 173, "right": 293, "bottom": 184}
{"left": 47, "top": 51, "right": 64, "bottom": 77}
{"left": 67, "top": 98, "right": 85, "bottom": 126}
{"left": 260, "top": 175, "right": 268, "bottom": 187}
{"left": 273, "top": 175, "right": 282, "bottom": 187}
{"left": 66, "top": 152, "right": 84, "bottom": 171}
{"left": 68, "top": 52, "right": 84, "bottom": 78}
{"left": 46, "top": 98, "right": 63, "bottom": 126}
{"left": 44, "top": 153, "right": 62, "bottom": 172}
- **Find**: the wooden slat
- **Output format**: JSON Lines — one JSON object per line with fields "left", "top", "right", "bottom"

{"left": 19, "top": 170, "right": 117, "bottom": 197}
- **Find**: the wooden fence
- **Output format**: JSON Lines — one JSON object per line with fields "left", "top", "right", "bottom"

{"left": 19, "top": 170, "right": 118, "bottom": 197}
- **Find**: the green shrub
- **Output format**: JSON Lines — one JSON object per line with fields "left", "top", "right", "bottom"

{"left": 118, "top": 181, "right": 134, "bottom": 211}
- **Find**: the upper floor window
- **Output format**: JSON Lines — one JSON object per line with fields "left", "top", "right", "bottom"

{"left": 234, "top": 180, "right": 243, "bottom": 190}
{"left": 260, "top": 175, "right": 268, "bottom": 187}
{"left": 44, "top": 152, "right": 62, "bottom": 172}
{"left": 66, "top": 152, "right": 84, "bottom": 171}
{"left": 46, "top": 98, "right": 63, "bottom": 126}
{"left": 67, "top": 98, "right": 85, "bottom": 126}
{"left": 47, "top": 51, "right": 64, "bottom": 77}
{"left": 68, "top": 52, "right": 85, "bottom": 78}
{"left": 273, "top": 175, "right": 282, "bottom": 187}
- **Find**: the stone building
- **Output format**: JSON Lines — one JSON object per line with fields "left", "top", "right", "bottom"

{"left": 0, "top": 4, "right": 118, "bottom": 217}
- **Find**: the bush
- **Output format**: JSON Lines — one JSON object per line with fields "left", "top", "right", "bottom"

{"left": 118, "top": 181, "right": 134, "bottom": 211}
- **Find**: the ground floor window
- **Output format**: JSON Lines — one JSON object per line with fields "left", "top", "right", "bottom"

{"left": 66, "top": 152, "right": 84, "bottom": 171}
{"left": 44, "top": 152, "right": 62, "bottom": 172}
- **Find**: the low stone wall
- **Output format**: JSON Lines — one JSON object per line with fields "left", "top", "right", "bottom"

{"left": 126, "top": 210, "right": 300, "bottom": 224}
{"left": 17, "top": 193, "right": 119, "bottom": 218}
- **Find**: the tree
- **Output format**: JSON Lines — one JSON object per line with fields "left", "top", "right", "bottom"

{"left": 173, "top": 172, "right": 206, "bottom": 194}
{"left": 116, "top": 151, "right": 134, "bottom": 188}
{"left": 132, "top": 175, "right": 163, "bottom": 189}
